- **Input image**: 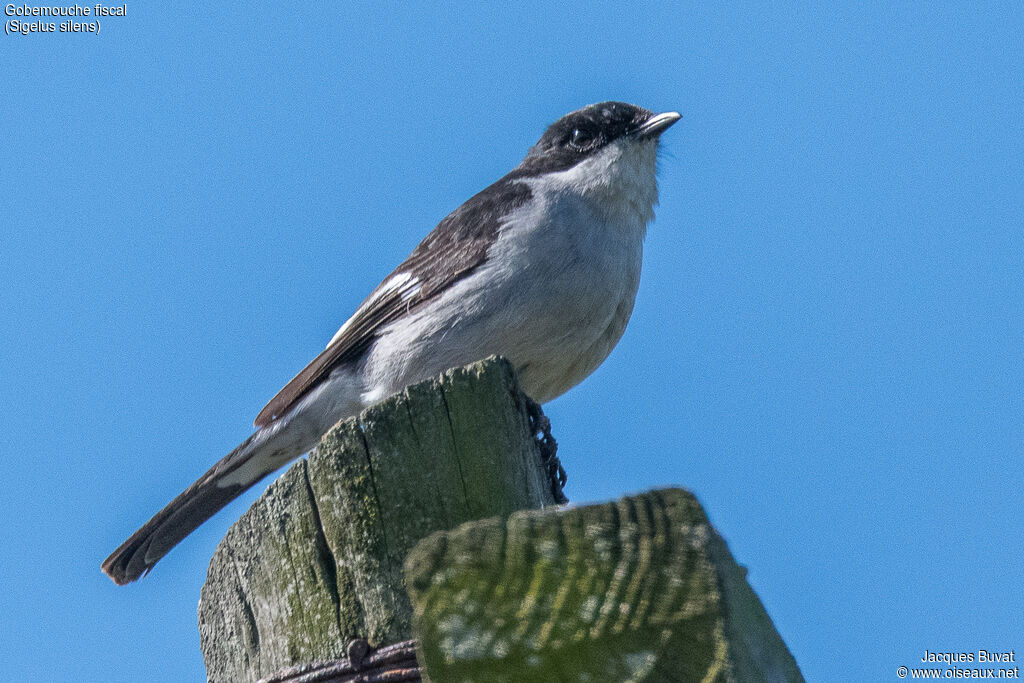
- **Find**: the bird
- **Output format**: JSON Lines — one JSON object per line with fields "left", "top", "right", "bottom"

{"left": 102, "top": 101, "right": 680, "bottom": 585}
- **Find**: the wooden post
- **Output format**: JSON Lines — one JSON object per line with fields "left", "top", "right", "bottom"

{"left": 197, "top": 357, "right": 804, "bottom": 682}
{"left": 198, "top": 357, "right": 558, "bottom": 683}
{"left": 405, "top": 489, "right": 805, "bottom": 683}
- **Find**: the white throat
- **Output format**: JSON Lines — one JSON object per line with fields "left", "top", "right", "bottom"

{"left": 529, "top": 138, "right": 660, "bottom": 233}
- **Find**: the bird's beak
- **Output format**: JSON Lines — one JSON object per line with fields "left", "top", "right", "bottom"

{"left": 633, "top": 111, "right": 681, "bottom": 139}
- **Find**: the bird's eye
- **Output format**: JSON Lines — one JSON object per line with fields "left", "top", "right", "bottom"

{"left": 568, "top": 128, "right": 593, "bottom": 150}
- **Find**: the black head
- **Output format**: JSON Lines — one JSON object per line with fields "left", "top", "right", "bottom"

{"left": 517, "top": 101, "right": 680, "bottom": 175}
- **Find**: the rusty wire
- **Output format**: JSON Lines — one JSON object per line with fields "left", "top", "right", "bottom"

{"left": 258, "top": 639, "right": 421, "bottom": 683}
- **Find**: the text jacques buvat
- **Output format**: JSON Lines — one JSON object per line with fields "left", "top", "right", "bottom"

{"left": 5, "top": 5, "right": 126, "bottom": 35}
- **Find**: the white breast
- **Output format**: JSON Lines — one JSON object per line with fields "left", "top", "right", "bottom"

{"left": 361, "top": 137, "right": 661, "bottom": 405}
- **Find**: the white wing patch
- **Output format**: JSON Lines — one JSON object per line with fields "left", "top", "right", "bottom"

{"left": 378, "top": 271, "right": 415, "bottom": 295}
{"left": 327, "top": 272, "right": 421, "bottom": 348}
{"left": 401, "top": 282, "right": 422, "bottom": 301}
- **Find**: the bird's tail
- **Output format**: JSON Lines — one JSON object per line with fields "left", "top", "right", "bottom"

{"left": 101, "top": 427, "right": 292, "bottom": 585}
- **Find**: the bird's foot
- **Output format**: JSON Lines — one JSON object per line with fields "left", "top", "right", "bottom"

{"left": 524, "top": 396, "right": 568, "bottom": 505}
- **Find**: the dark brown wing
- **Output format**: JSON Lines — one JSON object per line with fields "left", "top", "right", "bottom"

{"left": 254, "top": 178, "right": 532, "bottom": 427}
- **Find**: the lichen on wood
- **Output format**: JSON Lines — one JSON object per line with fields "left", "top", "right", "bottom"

{"left": 198, "top": 357, "right": 557, "bottom": 683}
{"left": 405, "top": 489, "right": 805, "bottom": 683}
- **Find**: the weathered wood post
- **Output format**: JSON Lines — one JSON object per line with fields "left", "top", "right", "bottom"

{"left": 198, "top": 357, "right": 559, "bottom": 682}
{"left": 197, "top": 356, "right": 804, "bottom": 682}
{"left": 405, "top": 489, "right": 805, "bottom": 682}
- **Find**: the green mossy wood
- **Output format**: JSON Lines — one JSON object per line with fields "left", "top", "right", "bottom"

{"left": 198, "top": 357, "right": 557, "bottom": 683}
{"left": 405, "top": 489, "right": 805, "bottom": 683}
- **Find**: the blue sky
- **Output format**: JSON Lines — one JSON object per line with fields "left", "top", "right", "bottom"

{"left": 2, "top": 3, "right": 1021, "bottom": 681}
